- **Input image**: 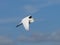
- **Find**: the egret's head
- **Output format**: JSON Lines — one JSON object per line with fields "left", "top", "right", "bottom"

{"left": 28, "top": 15, "right": 34, "bottom": 23}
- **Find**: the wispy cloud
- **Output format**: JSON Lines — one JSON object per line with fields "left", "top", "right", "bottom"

{"left": 48, "top": 0, "right": 60, "bottom": 4}
{"left": 17, "top": 31, "right": 60, "bottom": 43}
{"left": 32, "top": 0, "right": 60, "bottom": 4}
{"left": 0, "top": 17, "right": 18, "bottom": 24}
{"left": 22, "top": 0, "right": 60, "bottom": 16}
{"left": 23, "top": 0, "right": 60, "bottom": 15}
{"left": 24, "top": 5, "right": 38, "bottom": 14}
{"left": 23, "top": 4, "right": 48, "bottom": 15}
{"left": 0, "top": 36, "right": 13, "bottom": 45}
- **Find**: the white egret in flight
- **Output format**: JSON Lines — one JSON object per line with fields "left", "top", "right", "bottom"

{"left": 16, "top": 15, "right": 34, "bottom": 31}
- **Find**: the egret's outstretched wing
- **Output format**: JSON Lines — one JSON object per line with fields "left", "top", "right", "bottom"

{"left": 22, "top": 19, "right": 29, "bottom": 31}
{"left": 16, "top": 23, "right": 22, "bottom": 27}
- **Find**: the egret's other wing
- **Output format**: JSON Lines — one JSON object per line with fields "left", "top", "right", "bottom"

{"left": 22, "top": 20, "right": 29, "bottom": 31}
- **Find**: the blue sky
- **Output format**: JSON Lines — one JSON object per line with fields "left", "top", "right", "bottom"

{"left": 0, "top": 0, "right": 60, "bottom": 45}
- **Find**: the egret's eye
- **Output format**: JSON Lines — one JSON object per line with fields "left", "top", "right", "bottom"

{"left": 29, "top": 16, "right": 32, "bottom": 19}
